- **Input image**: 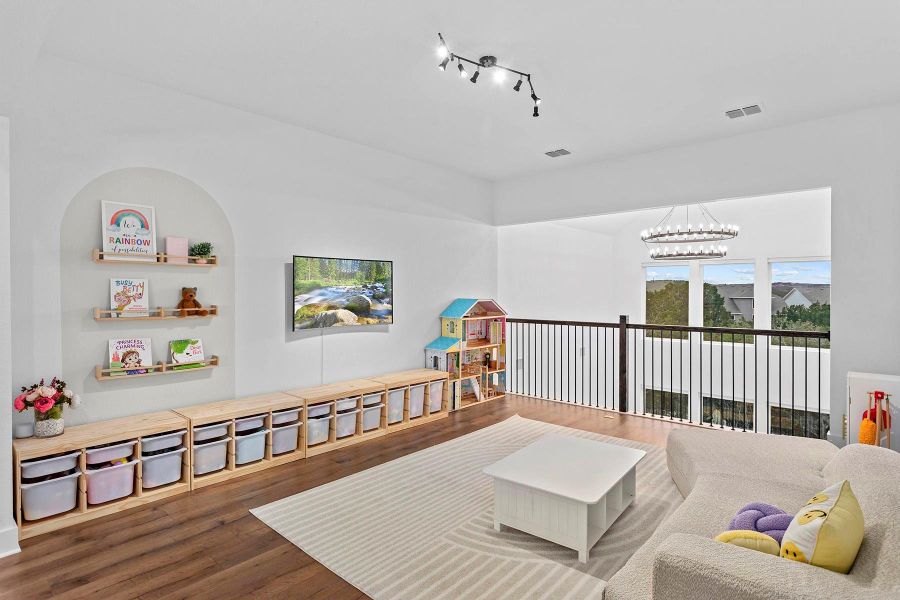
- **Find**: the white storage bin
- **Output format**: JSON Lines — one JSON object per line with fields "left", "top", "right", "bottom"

{"left": 428, "top": 380, "right": 444, "bottom": 413}
{"left": 362, "top": 393, "right": 383, "bottom": 407}
{"left": 235, "top": 414, "right": 266, "bottom": 433}
{"left": 307, "top": 415, "right": 332, "bottom": 446}
{"left": 193, "top": 437, "right": 229, "bottom": 475}
{"left": 336, "top": 409, "right": 360, "bottom": 438}
{"left": 272, "top": 422, "right": 301, "bottom": 454}
{"left": 362, "top": 404, "right": 384, "bottom": 432}
{"left": 193, "top": 422, "right": 229, "bottom": 442}
{"left": 335, "top": 397, "right": 359, "bottom": 413}
{"left": 21, "top": 450, "right": 80, "bottom": 479}
{"left": 141, "top": 429, "right": 186, "bottom": 454}
{"left": 86, "top": 459, "right": 138, "bottom": 505}
{"left": 307, "top": 402, "right": 332, "bottom": 418}
{"left": 142, "top": 447, "right": 186, "bottom": 489}
{"left": 235, "top": 429, "right": 266, "bottom": 465}
{"left": 21, "top": 471, "right": 80, "bottom": 521}
{"left": 387, "top": 388, "right": 405, "bottom": 424}
{"left": 409, "top": 384, "right": 426, "bottom": 419}
{"left": 272, "top": 407, "right": 302, "bottom": 426}
{"left": 86, "top": 440, "right": 137, "bottom": 465}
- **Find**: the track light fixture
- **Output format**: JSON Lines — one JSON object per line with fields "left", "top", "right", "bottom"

{"left": 436, "top": 32, "right": 542, "bottom": 117}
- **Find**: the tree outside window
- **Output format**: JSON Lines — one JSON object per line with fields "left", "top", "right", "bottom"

{"left": 703, "top": 263, "right": 754, "bottom": 342}
{"left": 645, "top": 266, "right": 689, "bottom": 338}
{"left": 771, "top": 261, "right": 830, "bottom": 348}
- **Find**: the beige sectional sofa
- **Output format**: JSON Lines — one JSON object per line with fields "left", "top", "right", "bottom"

{"left": 603, "top": 428, "right": 900, "bottom": 600}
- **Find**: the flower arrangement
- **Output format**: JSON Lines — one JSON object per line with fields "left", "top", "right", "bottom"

{"left": 14, "top": 377, "right": 81, "bottom": 437}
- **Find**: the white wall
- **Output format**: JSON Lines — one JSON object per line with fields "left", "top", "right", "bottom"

{"left": 0, "top": 116, "right": 19, "bottom": 556}
{"left": 495, "top": 105, "right": 900, "bottom": 438}
{"left": 9, "top": 54, "right": 496, "bottom": 411}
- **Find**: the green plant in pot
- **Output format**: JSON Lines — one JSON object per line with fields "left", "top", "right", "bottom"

{"left": 13, "top": 377, "right": 81, "bottom": 438}
{"left": 189, "top": 241, "right": 214, "bottom": 264}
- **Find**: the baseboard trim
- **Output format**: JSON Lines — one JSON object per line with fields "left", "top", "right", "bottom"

{"left": 0, "top": 523, "right": 21, "bottom": 558}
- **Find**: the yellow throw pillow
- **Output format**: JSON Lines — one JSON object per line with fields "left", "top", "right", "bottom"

{"left": 715, "top": 530, "right": 781, "bottom": 555}
{"left": 780, "top": 480, "right": 864, "bottom": 573}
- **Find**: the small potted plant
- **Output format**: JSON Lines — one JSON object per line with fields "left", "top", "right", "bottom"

{"left": 189, "top": 241, "right": 213, "bottom": 264}
{"left": 14, "top": 377, "right": 81, "bottom": 438}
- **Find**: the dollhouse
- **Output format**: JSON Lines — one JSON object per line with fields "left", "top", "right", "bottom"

{"left": 425, "top": 298, "right": 507, "bottom": 410}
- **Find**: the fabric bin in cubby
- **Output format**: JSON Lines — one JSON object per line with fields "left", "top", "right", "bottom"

{"left": 142, "top": 447, "right": 186, "bottom": 489}
{"left": 21, "top": 450, "right": 80, "bottom": 479}
{"left": 85, "top": 459, "right": 138, "bottom": 505}
{"left": 235, "top": 429, "right": 266, "bottom": 465}
{"left": 428, "top": 380, "right": 444, "bottom": 413}
{"left": 362, "top": 403, "right": 384, "bottom": 432}
{"left": 387, "top": 388, "right": 405, "bottom": 424}
{"left": 193, "top": 437, "right": 229, "bottom": 475}
{"left": 307, "top": 414, "right": 332, "bottom": 446}
{"left": 86, "top": 440, "right": 137, "bottom": 465}
{"left": 21, "top": 470, "right": 80, "bottom": 521}
{"left": 409, "top": 384, "right": 426, "bottom": 419}
{"left": 272, "top": 422, "right": 301, "bottom": 455}
{"left": 336, "top": 409, "right": 360, "bottom": 438}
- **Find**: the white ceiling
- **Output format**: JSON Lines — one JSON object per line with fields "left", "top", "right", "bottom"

{"left": 14, "top": 1, "right": 900, "bottom": 180}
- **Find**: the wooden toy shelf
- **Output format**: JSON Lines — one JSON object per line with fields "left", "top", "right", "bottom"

{"left": 13, "top": 411, "right": 190, "bottom": 540}
{"left": 173, "top": 392, "right": 306, "bottom": 489}
{"left": 367, "top": 369, "right": 450, "bottom": 434}
{"left": 93, "top": 305, "right": 219, "bottom": 321}
{"left": 95, "top": 355, "right": 220, "bottom": 381}
{"left": 92, "top": 248, "right": 218, "bottom": 266}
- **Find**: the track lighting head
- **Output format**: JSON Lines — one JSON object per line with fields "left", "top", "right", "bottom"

{"left": 533, "top": 105, "right": 539, "bottom": 118}
{"left": 438, "top": 56, "right": 450, "bottom": 71}
{"left": 470, "top": 69, "right": 480, "bottom": 84}
{"left": 437, "top": 32, "right": 449, "bottom": 59}
{"left": 513, "top": 78, "right": 522, "bottom": 92}
{"left": 531, "top": 92, "right": 541, "bottom": 105}
{"left": 458, "top": 62, "right": 467, "bottom": 78}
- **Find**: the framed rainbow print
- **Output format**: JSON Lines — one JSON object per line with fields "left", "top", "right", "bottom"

{"left": 101, "top": 201, "right": 157, "bottom": 261}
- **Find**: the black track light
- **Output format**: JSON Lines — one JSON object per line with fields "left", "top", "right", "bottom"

{"left": 458, "top": 61, "right": 467, "bottom": 78}
{"left": 533, "top": 105, "right": 539, "bottom": 117}
{"left": 470, "top": 69, "right": 480, "bottom": 84}
{"left": 438, "top": 56, "right": 450, "bottom": 71}
{"left": 513, "top": 78, "right": 522, "bottom": 92}
{"left": 531, "top": 91, "right": 541, "bottom": 105}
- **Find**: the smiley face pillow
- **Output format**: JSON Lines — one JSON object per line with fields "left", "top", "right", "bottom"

{"left": 780, "top": 480, "right": 864, "bottom": 573}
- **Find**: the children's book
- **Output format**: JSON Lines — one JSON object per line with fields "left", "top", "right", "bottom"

{"left": 108, "top": 338, "right": 152, "bottom": 375}
{"left": 110, "top": 278, "right": 149, "bottom": 317}
{"left": 169, "top": 339, "right": 205, "bottom": 370}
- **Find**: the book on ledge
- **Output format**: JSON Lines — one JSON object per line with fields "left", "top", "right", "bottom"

{"left": 169, "top": 338, "right": 206, "bottom": 370}
{"left": 110, "top": 278, "right": 149, "bottom": 317}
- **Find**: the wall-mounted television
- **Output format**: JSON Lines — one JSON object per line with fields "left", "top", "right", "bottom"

{"left": 292, "top": 255, "right": 393, "bottom": 330}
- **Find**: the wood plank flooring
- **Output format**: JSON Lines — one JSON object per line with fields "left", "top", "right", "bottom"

{"left": 0, "top": 395, "right": 692, "bottom": 599}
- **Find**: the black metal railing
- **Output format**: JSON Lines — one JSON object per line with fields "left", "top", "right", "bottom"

{"left": 506, "top": 316, "right": 830, "bottom": 439}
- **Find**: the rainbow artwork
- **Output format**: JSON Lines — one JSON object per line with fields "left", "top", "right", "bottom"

{"left": 101, "top": 201, "right": 157, "bottom": 260}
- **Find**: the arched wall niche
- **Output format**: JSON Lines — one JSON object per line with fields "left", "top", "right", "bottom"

{"left": 59, "top": 167, "right": 235, "bottom": 424}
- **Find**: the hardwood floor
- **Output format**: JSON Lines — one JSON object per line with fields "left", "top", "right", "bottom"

{"left": 0, "top": 395, "right": 691, "bottom": 599}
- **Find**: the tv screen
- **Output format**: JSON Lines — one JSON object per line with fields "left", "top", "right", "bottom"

{"left": 292, "top": 256, "right": 393, "bottom": 330}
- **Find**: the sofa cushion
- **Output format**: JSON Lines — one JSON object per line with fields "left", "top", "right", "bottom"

{"left": 823, "top": 443, "right": 900, "bottom": 484}
{"left": 604, "top": 472, "right": 818, "bottom": 600}
{"left": 666, "top": 428, "right": 837, "bottom": 497}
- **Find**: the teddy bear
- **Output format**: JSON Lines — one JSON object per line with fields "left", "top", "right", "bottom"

{"left": 177, "top": 287, "right": 209, "bottom": 317}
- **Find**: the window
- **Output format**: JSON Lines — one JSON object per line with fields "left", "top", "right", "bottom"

{"left": 771, "top": 260, "right": 830, "bottom": 347}
{"left": 645, "top": 266, "right": 689, "bottom": 327}
{"left": 702, "top": 396, "right": 755, "bottom": 430}
{"left": 703, "top": 264, "right": 754, "bottom": 327}
{"left": 770, "top": 406, "right": 829, "bottom": 439}
{"left": 644, "top": 389, "right": 689, "bottom": 420}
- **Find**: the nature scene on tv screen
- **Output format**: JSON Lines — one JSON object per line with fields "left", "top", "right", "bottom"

{"left": 293, "top": 256, "right": 393, "bottom": 330}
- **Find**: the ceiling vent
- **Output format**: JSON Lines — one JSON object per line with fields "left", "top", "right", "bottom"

{"left": 726, "top": 105, "right": 762, "bottom": 119}
{"left": 545, "top": 148, "right": 571, "bottom": 158}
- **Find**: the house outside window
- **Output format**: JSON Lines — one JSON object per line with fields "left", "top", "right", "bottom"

{"left": 703, "top": 263, "right": 754, "bottom": 342}
{"left": 771, "top": 260, "right": 831, "bottom": 347}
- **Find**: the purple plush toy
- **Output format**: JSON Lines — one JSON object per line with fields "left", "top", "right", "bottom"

{"left": 728, "top": 502, "right": 793, "bottom": 545}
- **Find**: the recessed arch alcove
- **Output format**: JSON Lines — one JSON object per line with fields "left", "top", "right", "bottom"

{"left": 60, "top": 167, "right": 235, "bottom": 424}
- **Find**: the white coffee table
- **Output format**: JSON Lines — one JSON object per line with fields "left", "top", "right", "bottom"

{"left": 483, "top": 434, "right": 645, "bottom": 563}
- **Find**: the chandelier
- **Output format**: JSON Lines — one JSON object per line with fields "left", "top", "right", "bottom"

{"left": 641, "top": 203, "right": 739, "bottom": 260}
{"left": 436, "top": 33, "right": 542, "bottom": 117}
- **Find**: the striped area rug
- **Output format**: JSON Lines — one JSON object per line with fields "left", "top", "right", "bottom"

{"left": 251, "top": 415, "right": 681, "bottom": 599}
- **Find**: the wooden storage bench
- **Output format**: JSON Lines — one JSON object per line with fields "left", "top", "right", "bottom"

{"left": 173, "top": 392, "right": 305, "bottom": 489}
{"left": 367, "top": 369, "right": 450, "bottom": 433}
{"left": 13, "top": 410, "right": 190, "bottom": 540}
